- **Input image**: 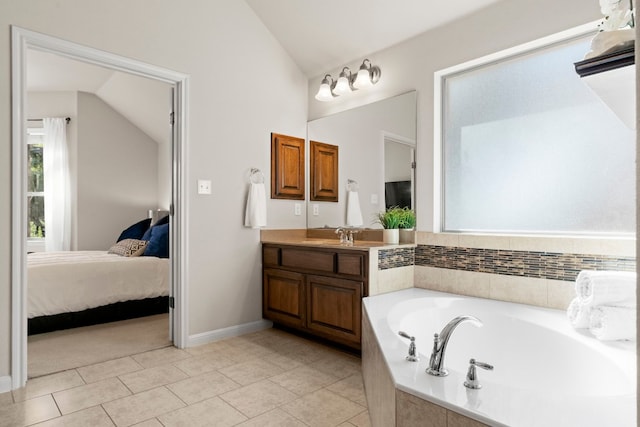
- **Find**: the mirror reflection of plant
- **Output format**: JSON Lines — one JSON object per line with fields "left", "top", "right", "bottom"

{"left": 398, "top": 207, "right": 416, "bottom": 229}
{"left": 375, "top": 206, "right": 403, "bottom": 229}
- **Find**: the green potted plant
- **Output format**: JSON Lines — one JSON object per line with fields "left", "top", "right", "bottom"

{"left": 398, "top": 207, "right": 416, "bottom": 243}
{"left": 375, "top": 206, "right": 403, "bottom": 244}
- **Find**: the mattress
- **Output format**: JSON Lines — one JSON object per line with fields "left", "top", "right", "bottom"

{"left": 28, "top": 251, "right": 170, "bottom": 318}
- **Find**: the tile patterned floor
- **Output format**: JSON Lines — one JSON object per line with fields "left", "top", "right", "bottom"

{"left": 0, "top": 328, "right": 370, "bottom": 427}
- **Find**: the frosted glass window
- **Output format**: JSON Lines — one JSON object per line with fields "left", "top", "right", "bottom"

{"left": 442, "top": 36, "right": 635, "bottom": 235}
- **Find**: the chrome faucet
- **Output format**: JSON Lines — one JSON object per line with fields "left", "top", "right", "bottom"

{"left": 335, "top": 227, "right": 359, "bottom": 245}
{"left": 426, "top": 315, "right": 482, "bottom": 377}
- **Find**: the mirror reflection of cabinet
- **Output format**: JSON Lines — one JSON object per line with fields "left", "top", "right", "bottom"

{"left": 271, "top": 133, "right": 305, "bottom": 200}
{"left": 306, "top": 91, "right": 417, "bottom": 228}
{"left": 310, "top": 140, "right": 339, "bottom": 202}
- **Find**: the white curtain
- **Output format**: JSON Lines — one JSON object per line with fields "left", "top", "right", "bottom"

{"left": 43, "top": 118, "right": 71, "bottom": 251}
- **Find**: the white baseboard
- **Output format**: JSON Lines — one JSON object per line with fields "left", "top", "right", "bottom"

{"left": 0, "top": 376, "right": 12, "bottom": 394}
{"left": 187, "top": 319, "right": 273, "bottom": 348}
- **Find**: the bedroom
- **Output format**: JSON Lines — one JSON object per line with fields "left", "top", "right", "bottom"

{"left": 25, "top": 51, "right": 175, "bottom": 375}
{"left": 0, "top": 0, "right": 637, "bottom": 425}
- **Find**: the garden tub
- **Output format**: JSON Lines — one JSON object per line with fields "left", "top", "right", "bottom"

{"left": 362, "top": 288, "right": 636, "bottom": 426}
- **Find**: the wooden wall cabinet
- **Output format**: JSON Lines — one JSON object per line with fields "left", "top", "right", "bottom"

{"left": 262, "top": 243, "right": 368, "bottom": 349}
{"left": 310, "top": 140, "right": 339, "bottom": 202}
{"left": 271, "top": 133, "right": 305, "bottom": 200}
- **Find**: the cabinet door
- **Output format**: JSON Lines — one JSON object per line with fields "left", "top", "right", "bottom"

{"left": 310, "top": 140, "right": 339, "bottom": 202}
{"left": 271, "top": 133, "right": 305, "bottom": 200}
{"left": 263, "top": 269, "right": 305, "bottom": 328}
{"left": 306, "top": 275, "right": 363, "bottom": 346}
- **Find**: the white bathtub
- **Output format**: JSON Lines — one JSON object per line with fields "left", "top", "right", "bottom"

{"left": 363, "top": 288, "right": 637, "bottom": 427}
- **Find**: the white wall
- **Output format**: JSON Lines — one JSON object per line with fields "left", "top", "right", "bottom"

{"left": 76, "top": 92, "right": 159, "bottom": 250}
{"left": 307, "top": 0, "right": 602, "bottom": 232}
{"left": 385, "top": 142, "right": 412, "bottom": 182}
{"left": 307, "top": 92, "right": 415, "bottom": 228}
{"left": 27, "top": 91, "right": 165, "bottom": 252}
{"left": 96, "top": 72, "right": 173, "bottom": 209}
{"left": 0, "top": 0, "right": 308, "bottom": 381}
{"left": 157, "top": 137, "right": 172, "bottom": 210}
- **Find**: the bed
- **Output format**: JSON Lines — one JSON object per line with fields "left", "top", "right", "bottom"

{"left": 27, "top": 215, "right": 171, "bottom": 335}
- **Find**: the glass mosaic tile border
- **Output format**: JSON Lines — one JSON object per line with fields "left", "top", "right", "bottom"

{"left": 414, "top": 245, "right": 636, "bottom": 282}
{"left": 378, "top": 248, "right": 415, "bottom": 270}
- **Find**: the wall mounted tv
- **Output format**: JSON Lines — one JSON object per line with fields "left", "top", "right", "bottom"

{"left": 385, "top": 180, "right": 411, "bottom": 209}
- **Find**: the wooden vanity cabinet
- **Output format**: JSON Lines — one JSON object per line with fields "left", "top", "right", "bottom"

{"left": 262, "top": 244, "right": 368, "bottom": 349}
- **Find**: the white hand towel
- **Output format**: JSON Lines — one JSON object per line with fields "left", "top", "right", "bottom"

{"left": 244, "top": 183, "right": 267, "bottom": 228}
{"left": 346, "top": 190, "right": 363, "bottom": 227}
{"left": 588, "top": 306, "right": 637, "bottom": 341}
{"left": 566, "top": 297, "right": 592, "bottom": 329}
{"left": 575, "top": 270, "right": 636, "bottom": 307}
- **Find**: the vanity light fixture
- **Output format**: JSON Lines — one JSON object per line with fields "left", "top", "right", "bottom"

{"left": 314, "top": 74, "right": 337, "bottom": 101}
{"left": 315, "top": 59, "right": 381, "bottom": 102}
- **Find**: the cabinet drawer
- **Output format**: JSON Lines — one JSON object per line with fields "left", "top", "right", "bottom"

{"left": 337, "top": 253, "right": 364, "bottom": 277}
{"left": 281, "top": 248, "right": 335, "bottom": 273}
{"left": 263, "top": 246, "right": 281, "bottom": 267}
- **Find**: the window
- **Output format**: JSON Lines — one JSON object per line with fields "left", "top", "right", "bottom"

{"left": 27, "top": 128, "right": 45, "bottom": 239}
{"left": 437, "top": 29, "right": 635, "bottom": 236}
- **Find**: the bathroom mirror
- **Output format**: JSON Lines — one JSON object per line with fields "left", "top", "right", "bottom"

{"left": 307, "top": 91, "right": 417, "bottom": 229}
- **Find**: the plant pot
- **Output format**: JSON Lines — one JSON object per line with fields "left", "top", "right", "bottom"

{"left": 383, "top": 229, "right": 399, "bottom": 244}
{"left": 399, "top": 228, "right": 415, "bottom": 244}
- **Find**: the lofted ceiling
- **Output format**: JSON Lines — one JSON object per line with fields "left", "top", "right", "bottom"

{"left": 244, "top": 0, "right": 502, "bottom": 77}
{"left": 27, "top": 49, "right": 172, "bottom": 147}
{"left": 26, "top": 1, "right": 502, "bottom": 140}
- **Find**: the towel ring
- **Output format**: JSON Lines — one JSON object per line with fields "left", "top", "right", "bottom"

{"left": 250, "top": 168, "right": 265, "bottom": 184}
{"left": 347, "top": 179, "right": 358, "bottom": 192}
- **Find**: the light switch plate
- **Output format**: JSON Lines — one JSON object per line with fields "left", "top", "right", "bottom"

{"left": 197, "top": 179, "right": 212, "bottom": 195}
{"left": 371, "top": 194, "right": 378, "bottom": 204}
{"left": 294, "top": 203, "right": 302, "bottom": 216}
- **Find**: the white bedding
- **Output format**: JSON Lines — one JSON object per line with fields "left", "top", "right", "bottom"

{"left": 28, "top": 251, "right": 170, "bottom": 318}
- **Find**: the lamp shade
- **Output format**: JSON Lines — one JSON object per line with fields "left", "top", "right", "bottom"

{"left": 334, "top": 75, "right": 351, "bottom": 95}
{"left": 315, "top": 82, "right": 334, "bottom": 101}
{"left": 353, "top": 68, "right": 373, "bottom": 89}
{"left": 315, "top": 75, "right": 335, "bottom": 102}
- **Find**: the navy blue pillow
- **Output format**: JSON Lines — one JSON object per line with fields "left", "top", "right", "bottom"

{"left": 143, "top": 215, "right": 169, "bottom": 240}
{"left": 154, "top": 214, "right": 169, "bottom": 226}
{"left": 117, "top": 218, "right": 152, "bottom": 242}
{"left": 141, "top": 225, "right": 153, "bottom": 241}
{"left": 143, "top": 223, "right": 169, "bottom": 258}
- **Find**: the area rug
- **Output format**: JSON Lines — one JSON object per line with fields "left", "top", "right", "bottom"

{"left": 28, "top": 314, "right": 171, "bottom": 378}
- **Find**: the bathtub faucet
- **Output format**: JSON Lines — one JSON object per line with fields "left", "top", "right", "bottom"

{"left": 426, "top": 315, "right": 482, "bottom": 377}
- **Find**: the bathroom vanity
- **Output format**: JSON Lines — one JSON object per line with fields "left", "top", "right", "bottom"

{"left": 262, "top": 241, "right": 370, "bottom": 349}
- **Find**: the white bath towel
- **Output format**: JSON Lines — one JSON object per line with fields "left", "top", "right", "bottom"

{"left": 346, "top": 190, "right": 363, "bottom": 227}
{"left": 589, "top": 306, "right": 637, "bottom": 341}
{"left": 566, "top": 298, "right": 592, "bottom": 329}
{"left": 244, "top": 183, "right": 267, "bottom": 228}
{"left": 575, "top": 270, "right": 636, "bottom": 307}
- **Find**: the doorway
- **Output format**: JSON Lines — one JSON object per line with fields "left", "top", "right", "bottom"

{"left": 382, "top": 132, "right": 416, "bottom": 211}
{"left": 11, "top": 26, "right": 188, "bottom": 389}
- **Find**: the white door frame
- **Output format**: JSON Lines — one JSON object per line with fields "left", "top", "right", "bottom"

{"left": 10, "top": 26, "right": 189, "bottom": 389}
{"left": 380, "top": 131, "right": 416, "bottom": 210}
